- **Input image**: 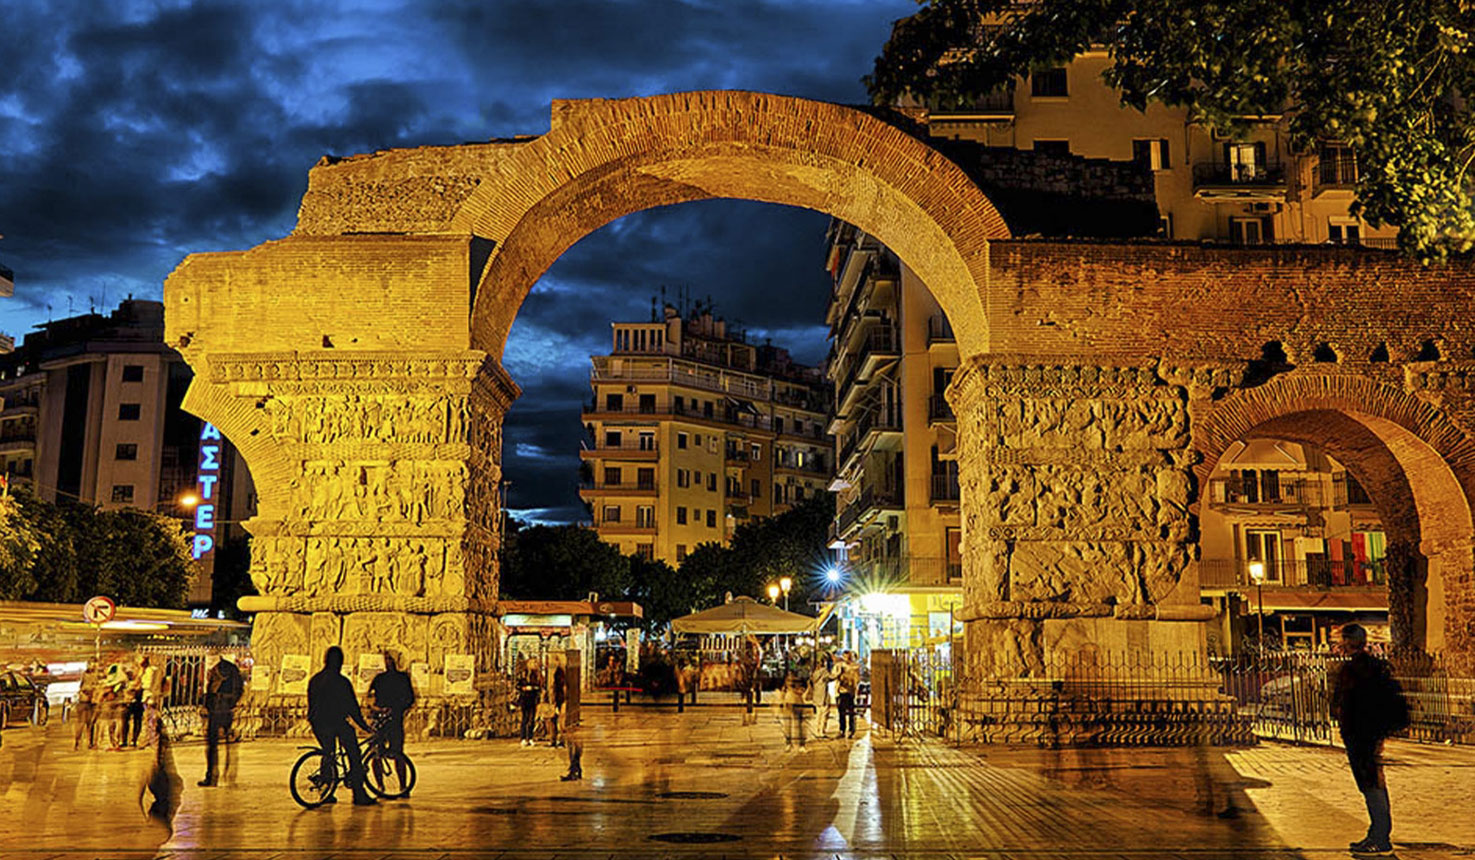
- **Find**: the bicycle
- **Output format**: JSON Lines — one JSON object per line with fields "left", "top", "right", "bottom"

{"left": 289, "top": 714, "right": 416, "bottom": 808}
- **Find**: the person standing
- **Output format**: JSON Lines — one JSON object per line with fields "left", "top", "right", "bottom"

{"left": 368, "top": 651, "right": 416, "bottom": 797}
{"left": 124, "top": 664, "right": 145, "bottom": 747}
{"left": 73, "top": 668, "right": 99, "bottom": 750}
{"left": 139, "top": 656, "right": 164, "bottom": 749}
{"left": 836, "top": 651, "right": 861, "bottom": 739}
{"left": 549, "top": 659, "right": 567, "bottom": 747}
{"left": 1331, "top": 624, "right": 1408, "bottom": 854}
{"left": 516, "top": 658, "right": 542, "bottom": 747}
{"left": 739, "top": 637, "right": 761, "bottom": 725}
{"left": 198, "top": 654, "right": 243, "bottom": 787}
{"left": 308, "top": 646, "right": 375, "bottom": 805}
{"left": 559, "top": 668, "right": 583, "bottom": 782}
{"left": 102, "top": 662, "right": 129, "bottom": 750}
{"left": 781, "top": 671, "right": 808, "bottom": 751}
{"left": 810, "top": 651, "right": 835, "bottom": 739}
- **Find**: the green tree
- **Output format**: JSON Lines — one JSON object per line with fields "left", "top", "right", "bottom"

{"left": 498, "top": 521, "right": 632, "bottom": 601}
{"left": 77, "top": 508, "right": 193, "bottom": 608}
{"left": 726, "top": 493, "right": 836, "bottom": 610}
{"left": 628, "top": 553, "right": 687, "bottom": 631}
{"left": 0, "top": 493, "right": 42, "bottom": 600}
{"left": 867, "top": 0, "right": 1475, "bottom": 259}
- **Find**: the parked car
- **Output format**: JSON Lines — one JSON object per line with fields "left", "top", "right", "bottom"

{"left": 0, "top": 670, "right": 47, "bottom": 726}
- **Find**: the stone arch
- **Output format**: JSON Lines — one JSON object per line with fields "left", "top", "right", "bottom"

{"left": 1195, "top": 372, "right": 1475, "bottom": 655}
{"left": 456, "top": 91, "right": 1009, "bottom": 359}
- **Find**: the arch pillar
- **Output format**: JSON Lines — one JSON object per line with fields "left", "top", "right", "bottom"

{"left": 948, "top": 357, "right": 1238, "bottom": 744}
{"left": 164, "top": 236, "right": 516, "bottom": 718}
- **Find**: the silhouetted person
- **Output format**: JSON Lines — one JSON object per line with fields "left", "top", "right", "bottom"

{"left": 517, "top": 658, "right": 541, "bottom": 747}
{"left": 1331, "top": 623, "right": 1408, "bottom": 854}
{"left": 198, "top": 654, "right": 242, "bottom": 787}
{"left": 837, "top": 651, "right": 861, "bottom": 738}
{"left": 308, "top": 646, "right": 375, "bottom": 805}
{"left": 368, "top": 651, "right": 416, "bottom": 796}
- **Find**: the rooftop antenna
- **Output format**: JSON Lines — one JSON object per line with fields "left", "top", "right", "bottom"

{"left": 650, "top": 294, "right": 657, "bottom": 322}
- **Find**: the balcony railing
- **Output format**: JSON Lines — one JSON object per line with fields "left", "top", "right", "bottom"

{"left": 579, "top": 481, "right": 657, "bottom": 495}
{"left": 725, "top": 448, "right": 750, "bottom": 464}
{"left": 839, "top": 408, "right": 902, "bottom": 467}
{"left": 927, "top": 394, "right": 954, "bottom": 422}
{"left": 845, "top": 555, "right": 963, "bottom": 585}
{"left": 1207, "top": 476, "right": 1321, "bottom": 509}
{"left": 928, "top": 85, "right": 1014, "bottom": 117}
{"left": 930, "top": 473, "right": 961, "bottom": 503}
{"left": 837, "top": 487, "right": 903, "bottom": 535}
{"left": 1200, "top": 557, "right": 1387, "bottom": 589}
{"left": 581, "top": 439, "right": 658, "bottom": 454}
{"left": 776, "top": 458, "right": 829, "bottom": 476}
{"left": 584, "top": 401, "right": 772, "bottom": 432}
{"left": 591, "top": 359, "right": 772, "bottom": 401}
{"left": 1193, "top": 161, "right": 1286, "bottom": 188}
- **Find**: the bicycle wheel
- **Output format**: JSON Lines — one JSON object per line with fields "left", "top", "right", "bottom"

{"left": 289, "top": 749, "right": 337, "bottom": 808}
{"left": 364, "top": 749, "right": 416, "bottom": 799}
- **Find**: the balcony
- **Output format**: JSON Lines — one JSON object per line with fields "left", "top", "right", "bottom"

{"left": 579, "top": 439, "right": 659, "bottom": 461}
{"left": 1193, "top": 161, "right": 1287, "bottom": 198}
{"left": 598, "top": 522, "right": 658, "bottom": 536}
{"left": 1200, "top": 557, "right": 1387, "bottom": 590}
{"left": 927, "top": 394, "right": 954, "bottom": 423}
{"left": 725, "top": 448, "right": 750, "bottom": 465}
{"left": 1207, "top": 476, "right": 1321, "bottom": 511}
{"left": 846, "top": 555, "right": 963, "bottom": 586}
{"left": 928, "top": 86, "right": 1014, "bottom": 120}
{"left": 776, "top": 458, "right": 829, "bottom": 477}
{"left": 836, "top": 325, "right": 900, "bottom": 399}
{"left": 578, "top": 481, "right": 658, "bottom": 498}
{"left": 838, "top": 408, "right": 902, "bottom": 468}
{"left": 583, "top": 400, "right": 772, "bottom": 432}
{"left": 837, "top": 487, "right": 903, "bottom": 536}
{"left": 591, "top": 358, "right": 772, "bottom": 401}
{"left": 930, "top": 473, "right": 961, "bottom": 503}
{"left": 1331, "top": 473, "right": 1376, "bottom": 509}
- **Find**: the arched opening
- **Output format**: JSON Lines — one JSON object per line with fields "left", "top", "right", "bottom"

{"left": 1197, "top": 392, "right": 1474, "bottom": 658}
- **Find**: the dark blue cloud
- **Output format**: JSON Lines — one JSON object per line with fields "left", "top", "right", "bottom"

{"left": 0, "top": 0, "right": 910, "bottom": 520}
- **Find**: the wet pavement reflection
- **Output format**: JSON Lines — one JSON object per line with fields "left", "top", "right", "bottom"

{"left": 2, "top": 704, "right": 1473, "bottom": 859}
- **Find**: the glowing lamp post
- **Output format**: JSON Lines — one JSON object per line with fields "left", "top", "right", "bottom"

{"left": 1248, "top": 561, "right": 1267, "bottom": 650}
{"left": 779, "top": 576, "right": 793, "bottom": 611}
{"left": 767, "top": 583, "right": 781, "bottom": 604}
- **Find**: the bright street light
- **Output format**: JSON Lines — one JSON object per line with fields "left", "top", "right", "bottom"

{"left": 1247, "top": 561, "right": 1267, "bottom": 650}
{"left": 825, "top": 567, "right": 841, "bottom": 584}
{"left": 178, "top": 492, "right": 200, "bottom": 509}
{"left": 767, "top": 583, "right": 781, "bottom": 603}
{"left": 778, "top": 576, "right": 792, "bottom": 611}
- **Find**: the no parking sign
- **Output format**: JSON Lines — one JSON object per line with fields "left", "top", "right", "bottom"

{"left": 82, "top": 595, "right": 116, "bottom": 625}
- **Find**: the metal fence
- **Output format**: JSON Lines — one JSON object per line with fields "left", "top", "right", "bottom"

{"left": 1213, "top": 651, "right": 1475, "bottom": 746}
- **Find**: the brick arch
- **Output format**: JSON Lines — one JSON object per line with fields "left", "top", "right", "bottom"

{"left": 1196, "top": 373, "right": 1475, "bottom": 654}
{"left": 456, "top": 91, "right": 1009, "bottom": 360}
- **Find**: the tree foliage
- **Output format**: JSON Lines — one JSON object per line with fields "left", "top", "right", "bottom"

{"left": 867, "top": 0, "right": 1475, "bottom": 259}
{"left": 499, "top": 521, "right": 633, "bottom": 602}
{"left": 0, "top": 489, "right": 192, "bottom": 607}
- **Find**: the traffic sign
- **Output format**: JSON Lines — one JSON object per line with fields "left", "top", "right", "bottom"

{"left": 82, "top": 596, "right": 116, "bottom": 625}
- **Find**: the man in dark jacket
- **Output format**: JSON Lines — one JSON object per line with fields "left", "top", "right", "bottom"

{"left": 1331, "top": 623, "right": 1404, "bottom": 854}
{"left": 198, "top": 655, "right": 242, "bottom": 787}
{"left": 368, "top": 652, "right": 416, "bottom": 796}
{"left": 308, "top": 646, "right": 375, "bottom": 805}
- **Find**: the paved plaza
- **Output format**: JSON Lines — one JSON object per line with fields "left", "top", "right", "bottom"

{"left": 2, "top": 702, "right": 1474, "bottom": 860}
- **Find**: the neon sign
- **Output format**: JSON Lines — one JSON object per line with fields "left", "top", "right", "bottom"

{"left": 193, "top": 423, "right": 221, "bottom": 559}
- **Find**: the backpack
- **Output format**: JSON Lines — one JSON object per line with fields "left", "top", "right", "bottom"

{"left": 1380, "top": 673, "right": 1411, "bottom": 737}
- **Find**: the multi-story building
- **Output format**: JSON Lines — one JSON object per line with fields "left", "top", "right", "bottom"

{"left": 907, "top": 23, "right": 1395, "bottom": 247}
{"left": 1200, "top": 439, "right": 1389, "bottom": 654}
{"left": 826, "top": 223, "right": 964, "bottom": 653}
{"left": 0, "top": 299, "right": 256, "bottom": 606}
{"left": 581, "top": 303, "right": 832, "bottom": 566}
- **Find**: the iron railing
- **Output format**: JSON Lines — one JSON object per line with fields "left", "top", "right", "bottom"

{"left": 1200, "top": 557, "right": 1388, "bottom": 588}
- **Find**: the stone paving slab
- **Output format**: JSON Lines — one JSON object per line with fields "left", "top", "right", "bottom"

{"left": 2, "top": 707, "right": 1472, "bottom": 859}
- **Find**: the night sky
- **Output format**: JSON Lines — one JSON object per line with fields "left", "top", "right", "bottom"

{"left": 0, "top": 0, "right": 914, "bottom": 524}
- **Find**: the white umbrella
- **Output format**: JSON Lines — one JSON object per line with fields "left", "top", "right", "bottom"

{"left": 670, "top": 596, "right": 818, "bottom": 635}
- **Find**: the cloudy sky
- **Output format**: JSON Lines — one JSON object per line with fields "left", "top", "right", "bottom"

{"left": 0, "top": 0, "right": 914, "bottom": 523}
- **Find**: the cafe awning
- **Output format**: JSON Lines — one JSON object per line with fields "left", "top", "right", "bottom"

{"left": 671, "top": 596, "right": 818, "bottom": 635}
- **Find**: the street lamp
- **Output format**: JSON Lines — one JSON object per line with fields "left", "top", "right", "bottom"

{"left": 779, "top": 576, "right": 792, "bottom": 611}
{"left": 1248, "top": 561, "right": 1266, "bottom": 650}
{"left": 767, "top": 583, "right": 781, "bottom": 604}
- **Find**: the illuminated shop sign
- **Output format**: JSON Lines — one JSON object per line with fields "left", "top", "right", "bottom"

{"left": 193, "top": 423, "right": 221, "bottom": 559}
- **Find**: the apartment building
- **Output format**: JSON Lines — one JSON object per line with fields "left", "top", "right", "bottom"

{"left": 1200, "top": 439, "right": 1389, "bottom": 654}
{"left": 581, "top": 304, "right": 832, "bottom": 566}
{"left": 0, "top": 299, "right": 255, "bottom": 606}
{"left": 912, "top": 46, "right": 1392, "bottom": 246}
{"left": 826, "top": 223, "right": 964, "bottom": 653}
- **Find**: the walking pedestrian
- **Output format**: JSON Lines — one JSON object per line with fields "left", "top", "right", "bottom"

{"left": 810, "top": 650, "right": 835, "bottom": 738}
{"left": 198, "top": 654, "right": 243, "bottom": 787}
{"left": 368, "top": 651, "right": 416, "bottom": 797}
{"left": 102, "top": 662, "right": 129, "bottom": 750}
{"left": 548, "top": 658, "right": 567, "bottom": 747}
{"left": 739, "top": 636, "right": 761, "bottom": 725}
{"left": 139, "top": 656, "right": 163, "bottom": 748}
{"left": 307, "top": 646, "right": 376, "bottom": 805}
{"left": 73, "top": 667, "right": 99, "bottom": 750}
{"left": 1331, "top": 623, "right": 1409, "bottom": 854}
{"left": 836, "top": 651, "right": 861, "bottom": 739}
{"left": 559, "top": 674, "right": 583, "bottom": 782}
{"left": 781, "top": 667, "right": 809, "bottom": 751}
{"left": 517, "top": 658, "right": 542, "bottom": 747}
{"left": 125, "top": 663, "right": 145, "bottom": 747}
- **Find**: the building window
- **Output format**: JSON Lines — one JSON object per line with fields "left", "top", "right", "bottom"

{"left": 1245, "top": 530, "right": 1283, "bottom": 583}
{"left": 706, "top": 509, "right": 716, "bottom": 528}
{"left": 639, "top": 432, "right": 656, "bottom": 451}
{"left": 1229, "top": 217, "right": 1269, "bottom": 245}
{"left": 1033, "top": 139, "right": 1070, "bottom": 157}
{"left": 602, "top": 505, "right": 621, "bottom": 524}
{"left": 637, "top": 468, "right": 655, "bottom": 490}
{"left": 677, "top": 469, "right": 689, "bottom": 489}
{"left": 1158, "top": 215, "right": 1173, "bottom": 239}
{"left": 693, "top": 470, "right": 702, "bottom": 485}
{"left": 751, "top": 478, "right": 760, "bottom": 499}
{"left": 1224, "top": 141, "right": 1268, "bottom": 182}
{"left": 676, "top": 545, "right": 687, "bottom": 562}
{"left": 605, "top": 394, "right": 623, "bottom": 411}
{"left": 677, "top": 432, "right": 688, "bottom": 449}
{"left": 115, "top": 443, "right": 138, "bottom": 461}
{"left": 605, "top": 431, "right": 621, "bottom": 447}
{"left": 1030, "top": 67, "right": 1068, "bottom": 97}
{"left": 750, "top": 443, "right": 760, "bottom": 461}
{"left": 773, "top": 417, "right": 784, "bottom": 435}
{"left": 677, "top": 507, "right": 687, "bottom": 525}
{"left": 636, "top": 506, "right": 655, "bottom": 528}
{"left": 111, "top": 484, "right": 134, "bottom": 503}
{"left": 638, "top": 394, "right": 656, "bottom": 414}
{"left": 121, "top": 364, "right": 145, "bottom": 382}
{"left": 1318, "top": 143, "right": 1358, "bottom": 186}
{"left": 1328, "top": 221, "right": 1362, "bottom": 245}
{"left": 118, "top": 403, "right": 141, "bottom": 421}
{"left": 604, "top": 467, "right": 622, "bottom": 486}
{"left": 707, "top": 473, "right": 717, "bottom": 492}
{"left": 636, "top": 544, "right": 654, "bottom": 560}
{"left": 1132, "top": 138, "right": 1171, "bottom": 170}
{"left": 694, "top": 433, "right": 702, "bottom": 446}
